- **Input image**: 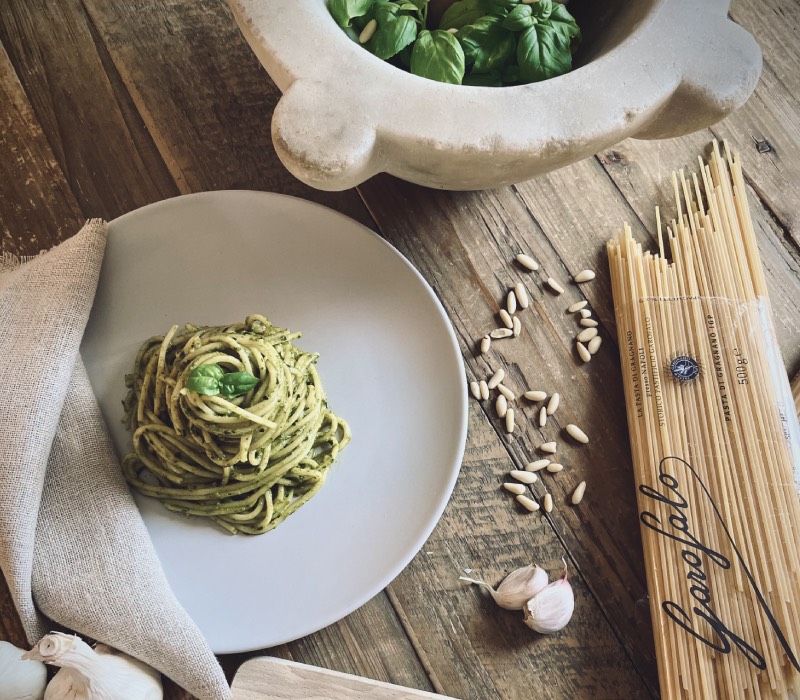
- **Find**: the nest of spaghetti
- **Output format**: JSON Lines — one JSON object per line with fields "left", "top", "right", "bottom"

{"left": 122, "top": 314, "right": 350, "bottom": 535}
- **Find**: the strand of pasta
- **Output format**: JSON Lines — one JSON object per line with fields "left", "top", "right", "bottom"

{"left": 122, "top": 314, "right": 350, "bottom": 535}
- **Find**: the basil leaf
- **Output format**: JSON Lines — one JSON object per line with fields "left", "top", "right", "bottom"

{"left": 517, "top": 21, "right": 572, "bottom": 83}
{"left": 368, "top": 13, "right": 418, "bottom": 59}
{"left": 191, "top": 364, "right": 225, "bottom": 381}
{"left": 502, "top": 4, "right": 534, "bottom": 31}
{"left": 411, "top": 29, "right": 466, "bottom": 85}
{"left": 484, "top": 0, "right": 518, "bottom": 13}
{"left": 528, "top": 0, "right": 553, "bottom": 21}
{"left": 458, "top": 15, "right": 514, "bottom": 74}
{"left": 329, "top": 0, "right": 375, "bottom": 28}
{"left": 219, "top": 371, "right": 260, "bottom": 399}
{"left": 547, "top": 2, "right": 581, "bottom": 49}
{"left": 439, "top": 0, "right": 487, "bottom": 30}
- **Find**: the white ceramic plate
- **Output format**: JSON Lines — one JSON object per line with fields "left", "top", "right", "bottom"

{"left": 81, "top": 191, "right": 467, "bottom": 654}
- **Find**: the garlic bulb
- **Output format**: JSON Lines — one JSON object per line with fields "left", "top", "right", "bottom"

{"left": 460, "top": 563, "right": 549, "bottom": 610}
{"left": 523, "top": 565, "right": 575, "bottom": 634}
{"left": 0, "top": 640, "right": 47, "bottom": 700}
{"left": 23, "top": 633, "right": 162, "bottom": 700}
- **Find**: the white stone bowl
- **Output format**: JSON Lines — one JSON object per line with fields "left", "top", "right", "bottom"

{"left": 228, "top": 0, "right": 761, "bottom": 191}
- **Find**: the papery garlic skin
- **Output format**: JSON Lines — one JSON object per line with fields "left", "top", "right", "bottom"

{"left": 523, "top": 569, "right": 575, "bottom": 634}
{"left": 0, "top": 640, "right": 47, "bottom": 700}
{"left": 460, "top": 563, "right": 549, "bottom": 611}
{"left": 23, "top": 633, "right": 162, "bottom": 700}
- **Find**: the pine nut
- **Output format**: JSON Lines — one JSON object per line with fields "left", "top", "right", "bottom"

{"left": 576, "top": 327, "right": 598, "bottom": 343}
{"left": 497, "top": 384, "right": 514, "bottom": 401}
{"left": 546, "top": 277, "right": 564, "bottom": 294}
{"left": 546, "top": 392, "right": 560, "bottom": 416}
{"left": 577, "top": 342, "right": 592, "bottom": 363}
{"left": 507, "top": 290, "right": 517, "bottom": 314}
{"left": 566, "top": 423, "right": 589, "bottom": 444}
{"left": 503, "top": 482, "right": 526, "bottom": 495}
{"left": 571, "top": 481, "right": 587, "bottom": 505}
{"left": 359, "top": 18, "right": 377, "bottom": 43}
{"left": 525, "top": 459, "right": 550, "bottom": 472}
{"left": 487, "top": 368, "right": 505, "bottom": 389}
{"left": 505, "top": 408, "right": 515, "bottom": 433}
{"left": 512, "top": 315, "right": 521, "bottom": 337}
{"left": 500, "top": 309, "right": 513, "bottom": 329}
{"left": 580, "top": 318, "right": 599, "bottom": 328}
{"left": 515, "top": 253, "right": 539, "bottom": 271}
{"left": 490, "top": 328, "right": 513, "bottom": 339}
{"left": 480, "top": 335, "right": 491, "bottom": 353}
{"left": 580, "top": 309, "right": 592, "bottom": 318}
{"left": 588, "top": 336, "right": 602, "bottom": 354}
{"left": 479, "top": 380, "right": 489, "bottom": 400}
{"left": 546, "top": 462, "right": 564, "bottom": 473}
{"left": 538, "top": 406, "right": 547, "bottom": 427}
{"left": 510, "top": 470, "right": 538, "bottom": 484}
{"left": 470, "top": 381, "right": 481, "bottom": 399}
{"left": 524, "top": 390, "right": 547, "bottom": 402}
{"left": 446, "top": 27, "right": 458, "bottom": 33}
{"left": 516, "top": 494, "right": 540, "bottom": 511}
{"left": 514, "top": 282, "right": 529, "bottom": 309}
{"left": 543, "top": 493, "right": 554, "bottom": 513}
{"left": 496, "top": 394, "right": 508, "bottom": 418}
{"left": 567, "top": 301, "right": 588, "bottom": 313}
{"left": 540, "top": 441, "right": 557, "bottom": 453}
{"left": 574, "top": 269, "right": 596, "bottom": 283}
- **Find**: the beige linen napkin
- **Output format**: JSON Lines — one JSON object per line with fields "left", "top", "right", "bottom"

{"left": 0, "top": 220, "right": 231, "bottom": 700}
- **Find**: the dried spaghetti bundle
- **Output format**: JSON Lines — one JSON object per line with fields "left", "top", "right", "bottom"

{"left": 608, "top": 143, "right": 800, "bottom": 698}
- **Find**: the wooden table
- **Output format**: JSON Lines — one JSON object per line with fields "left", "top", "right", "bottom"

{"left": 1, "top": 2, "right": 798, "bottom": 698}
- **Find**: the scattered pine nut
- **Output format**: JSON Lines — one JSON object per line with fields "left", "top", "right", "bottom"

{"left": 503, "top": 482, "right": 526, "bottom": 495}
{"left": 574, "top": 269, "right": 596, "bottom": 283}
{"left": 490, "top": 328, "right": 513, "bottom": 339}
{"left": 566, "top": 423, "right": 589, "bottom": 444}
{"left": 540, "top": 441, "right": 557, "bottom": 453}
{"left": 538, "top": 406, "right": 547, "bottom": 427}
{"left": 359, "top": 18, "right": 377, "bottom": 43}
{"left": 514, "top": 282, "right": 529, "bottom": 309}
{"left": 571, "top": 481, "right": 587, "bottom": 505}
{"left": 543, "top": 493, "right": 554, "bottom": 513}
{"left": 526, "top": 459, "right": 551, "bottom": 472}
{"left": 516, "top": 494, "right": 540, "bottom": 511}
{"left": 576, "top": 327, "right": 598, "bottom": 343}
{"left": 515, "top": 253, "right": 539, "bottom": 271}
{"left": 487, "top": 368, "right": 505, "bottom": 389}
{"left": 567, "top": 300, "right": 588, "bottom": 313}
{"left": 524, "top": 390, "right": 547, "bottom": 402}
{"left": 577, "top": 342, "right": 592, "bottom": 363}
{"left": 497, "top": 384, "right": 514, "bottom": 401}
{"left": 479, "top": 381, "right": 489, "bottom": 400}
{"left": 446, "top": 27, "right": 458, "bottom": 33}
{"left": 546, "top": 392, "right": 560, "bottom": 416}
{"left": 512, "top": 315, "right": 522, "bottom": 337}
{"left": 505, "top": 408, "right": 515, "bottom": 434}
{"left": 500, "top": 309, "right": 513, "bottom": 329}
{"left": 496, "top": 394, "right": 508, "bottom": 418}
{"left": 588, "top": 336, "right": 602, "bottom": 354}
{"left": 510, "top": 470, "right": 538, "bottom": 484}
{"left": 546, "top": 277, "right": 564, "bottom": 294}
{"left": 507, "top": 290, "right": 517, "bottom": 314}
{"left": 546, "top": 462, "right": 564, "bottom": 473}
{"left": 480, "top": 335, "right": 491, "bottom": 353}
{"left": 580, "top": 309, "right": 592, "bottom": 319}
{"left": 580, "top": 318, "right": 599, "bottom": 328}
{"left": 470, "top": 381, "right": 481, "bottom": 399}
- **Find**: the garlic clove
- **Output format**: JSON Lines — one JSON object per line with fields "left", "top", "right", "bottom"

{"left": 460, "top": 563, "right": 549, "bottom": 611}
{"left": 523, "top": 565, "right": 575, "bottom": 634}
{"left": 0, "top": 640, "right": 47, "bottom": 700}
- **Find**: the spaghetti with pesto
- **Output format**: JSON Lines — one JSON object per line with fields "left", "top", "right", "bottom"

{"left": 122, "top": 314, "right": 350, "bottom": 535}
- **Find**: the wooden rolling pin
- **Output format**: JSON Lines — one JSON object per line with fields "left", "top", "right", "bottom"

{"left": 232, "top": 656, "right": 457, "bottom": 699}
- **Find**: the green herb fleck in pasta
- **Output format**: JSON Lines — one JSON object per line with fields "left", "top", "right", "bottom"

{"left": 122, "top": 314, "right": 350, "bottom": 535}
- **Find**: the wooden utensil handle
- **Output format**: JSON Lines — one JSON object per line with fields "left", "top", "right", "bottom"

{"left": 232, "top": 657, "right": 459, "bottom": 699}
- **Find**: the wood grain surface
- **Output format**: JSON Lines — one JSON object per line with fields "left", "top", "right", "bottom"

{"left": 0, "top": 1, "right": 798, "bottom": 699}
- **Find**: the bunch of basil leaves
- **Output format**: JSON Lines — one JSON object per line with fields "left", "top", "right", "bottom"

{"left": 328, "top": 0, "right": 580, "bottom": 86}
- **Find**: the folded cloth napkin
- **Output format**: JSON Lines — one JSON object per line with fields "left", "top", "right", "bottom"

{"left": 0, "top": 220, "right": 231, "bottom": 700}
